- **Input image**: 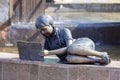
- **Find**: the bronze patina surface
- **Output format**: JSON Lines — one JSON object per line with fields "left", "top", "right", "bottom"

{"left": 17, "top": 40, "right": 44, "bottom": 61}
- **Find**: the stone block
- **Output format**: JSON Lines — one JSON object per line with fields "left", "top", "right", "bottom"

{"left": 0, "top": 62, "right": 2, "bottom": 80}
{"left": 2, "top": 62, "right": 30, "bottom": 80}
{"left": 30, "top": 64, "right": 39, "bottom": 80}
{"left": 110, "top": 69, "right": 120, "bottom": 80}
{"left": 39, "top": 65, "right": 68, "bottom": 80}
{"left": 2, "top": 58, "right": 120, "bottom": 80}
{"left": 78, "top": 67, "right": 109, "bottom": 80}
{"left": 69, "top": 67, "right": 79, "bottom": 80}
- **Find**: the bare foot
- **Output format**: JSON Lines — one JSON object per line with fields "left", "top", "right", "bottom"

{"left": 101, "top": 52, "right": 111, "bottom": 65}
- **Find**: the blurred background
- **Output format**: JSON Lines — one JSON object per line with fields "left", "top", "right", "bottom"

{"left": 0, "top": 0, "right": 120, "bottom": 60}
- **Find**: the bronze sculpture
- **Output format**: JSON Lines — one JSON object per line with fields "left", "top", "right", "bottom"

{"left": 35, "top": 14, "right": 111, "bottom": 65}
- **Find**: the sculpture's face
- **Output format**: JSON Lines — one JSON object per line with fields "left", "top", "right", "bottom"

{"left": 38, "top": 25, "right": 53, "bottom": 37}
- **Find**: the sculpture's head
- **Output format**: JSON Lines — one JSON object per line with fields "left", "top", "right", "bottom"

{"left": 35, "top": 14, "right": 54, "bottom": 37}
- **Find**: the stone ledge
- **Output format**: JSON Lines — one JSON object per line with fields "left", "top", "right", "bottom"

{"left": 0, "top": 58, "right": 120, "bottom": 80}
{"left": 9, "top": 22, "right": 120, "bottom": 45}
{"left": 46, "top": 3, "right": 120, "bottom": 12}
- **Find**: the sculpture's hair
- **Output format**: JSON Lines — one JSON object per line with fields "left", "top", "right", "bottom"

{"left": 35, "top": 14, "right": 54, "bottom": 28}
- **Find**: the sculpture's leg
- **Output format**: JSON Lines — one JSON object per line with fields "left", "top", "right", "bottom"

{"left": 67, "top": 38, "right": 110, "bottom": 64}
{"left": 66, "top": 55, "right": 102, "bottom": 64}
{"left": 67, "top": 38, "right": 102, "bottom": 57}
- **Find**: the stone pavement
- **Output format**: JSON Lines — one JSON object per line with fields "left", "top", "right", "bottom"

{"left": 0, "top": 52, "right": 18, "bottom": 59}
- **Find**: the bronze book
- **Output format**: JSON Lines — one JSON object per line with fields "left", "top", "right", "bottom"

{"left": 17, "top": 40, "right": 44, "bottom": 61}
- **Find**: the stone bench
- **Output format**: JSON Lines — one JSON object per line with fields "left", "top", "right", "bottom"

{"left": 0, "top": 54, "right": 120, "bottom": 80}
